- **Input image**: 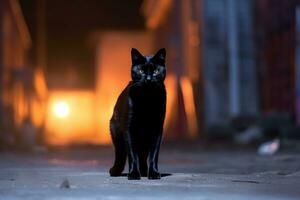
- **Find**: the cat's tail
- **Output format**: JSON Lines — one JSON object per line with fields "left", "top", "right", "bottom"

{"left": 109, "top": 122, "right": 127, "bottom": 176}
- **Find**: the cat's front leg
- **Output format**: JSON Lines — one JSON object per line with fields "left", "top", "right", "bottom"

{"left": 125, "top": 131, "right": 141, "bottom": 180}
{"left": 148, "top": 133, "right": 162, "bottom": 179}
{"left": 127, "top": 152, "right": 141, "bottom": 180}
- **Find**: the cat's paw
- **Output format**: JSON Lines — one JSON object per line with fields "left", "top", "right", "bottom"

{"left": 128, "top": 171, "right": 141, "bottom": 180}
{"left": 148, "top": 171, "right": 161, "bottom": 179}
{"left": 109, "top": 167, "right": 123, "bottom": 177}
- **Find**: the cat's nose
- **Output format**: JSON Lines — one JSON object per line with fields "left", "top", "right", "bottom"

{"left": 146, "top": 75, "right": 151, "bottom": 81}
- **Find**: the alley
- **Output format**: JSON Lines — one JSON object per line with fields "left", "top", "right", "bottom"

{"left": 0, "top": 144, "right": 299, "bottom": 200}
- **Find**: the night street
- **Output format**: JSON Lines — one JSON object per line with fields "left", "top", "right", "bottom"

{"left": 1, "top": 0, "right": 300, "bottom": 199}
{"left": 1, "top": 143, "right": 300, "bottom": 200}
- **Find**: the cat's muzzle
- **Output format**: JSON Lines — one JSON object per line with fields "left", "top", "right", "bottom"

{"left": 146, "top": 75, "right": 151, "bottom": 81}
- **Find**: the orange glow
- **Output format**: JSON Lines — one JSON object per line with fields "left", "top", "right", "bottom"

{"left": 34, "top": 68, "right": 48, "bottom": 99}
{"left": 180, "top": 77, "right": 198, "bottom": 138}
{"left": 45, "top": 91, "right": 99, "bottom": 145}
{"left": 13, "top": 82, "right": 27, "bottom": 126}
{"left": 31, "top": 97, "right": 45, "bottom": 127}
{"left": 53, "top": 101, "right": 70, "bottom": 118}
{"left": 31, "top": 68, "right": 48, "bottom": 128}
{"left": 164, "top": 73, "right": 177, "bottom": 136}
{"left": 142, "top": 0, "right": 173, "bottom": 29}
{"left": 95, "top": 31, "right": 154, "bottom": 144}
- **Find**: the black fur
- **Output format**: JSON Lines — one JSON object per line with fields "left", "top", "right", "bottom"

{"left": 109, "top": 48, "right": 167, "bottom": 180}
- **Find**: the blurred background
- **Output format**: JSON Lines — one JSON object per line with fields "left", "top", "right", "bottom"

{"left": 0, "top": 0, "right": 300, "bottom": 148}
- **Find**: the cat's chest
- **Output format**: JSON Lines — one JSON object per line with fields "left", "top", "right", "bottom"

{"left": 129, "top": 85, "right": 166, "bottom": 112}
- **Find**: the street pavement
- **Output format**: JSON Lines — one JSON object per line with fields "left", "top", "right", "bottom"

{"left": 0, "top": 143, "right": 300, "bottom": 200}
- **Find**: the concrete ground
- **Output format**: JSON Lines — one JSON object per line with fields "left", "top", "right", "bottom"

{"left": 0, "top": 143, "right": 300, "bottom": 200}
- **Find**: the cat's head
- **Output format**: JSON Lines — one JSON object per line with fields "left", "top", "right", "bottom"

{"left": 131, "top": 48, "right": 166, "bottom": 83}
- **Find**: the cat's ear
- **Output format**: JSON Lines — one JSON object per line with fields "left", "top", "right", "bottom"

{"left": 152, "top": 48, "right": 166, "bottom": 65}
{"left": 131, "top": 48, "right": 145, "bottom": 66}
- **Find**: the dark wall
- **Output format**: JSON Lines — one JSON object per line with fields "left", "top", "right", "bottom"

{"left": 256, "top": 0, "right": 298, "bottom": 116}
{"left": 20, "top": 0, "right": 144, "bottom": 89}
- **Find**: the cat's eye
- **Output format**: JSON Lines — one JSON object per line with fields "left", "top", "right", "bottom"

{"left": 153, "top": 69, "right": 159, "bottom": 74}
{"left": 139, "top": 69, "right": 144, "bottom": 74}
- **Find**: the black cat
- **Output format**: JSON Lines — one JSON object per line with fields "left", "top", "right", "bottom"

{"left": 109, "top": 48, "right": 167, "bottom": 180}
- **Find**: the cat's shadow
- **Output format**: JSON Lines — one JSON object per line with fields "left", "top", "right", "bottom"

{"left": 119, "top": 173, "right": 172, "bottom": 177}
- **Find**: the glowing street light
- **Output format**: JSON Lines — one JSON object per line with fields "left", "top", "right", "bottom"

{"left": 53, "top": 101, "right": 70, "bottom": 118}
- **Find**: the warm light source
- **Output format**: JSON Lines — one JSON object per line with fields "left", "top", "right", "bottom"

{"left": 53, "top": 101, "right": 70, "bottom": 118}
{"left": 46, "top": 91, "right": 98, "bottom": 145}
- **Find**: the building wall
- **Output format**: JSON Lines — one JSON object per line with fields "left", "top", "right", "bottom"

{"left": 0, "top": 0, "right": 32, "bottom": 145}
{"left": 0, "top": 1, "right": 4, "bottom": 126}
{"left": 203, "top": 0, "right": 258, "bottom": 126}
{"left": 296, "top": 6, "right": 300, "bottom": 125}
{"left": 203, "top": 0, "right": 229, "bottom": 125}
{"left": 256, "top": 0, "right": 297, "bottom": 116}
{"left": 2, "top": 5, "right": 25, "bottom": 126}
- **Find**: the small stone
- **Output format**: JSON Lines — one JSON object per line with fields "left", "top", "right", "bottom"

{"left": 60, "top": 179, "right": 70, "bottom": 189}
